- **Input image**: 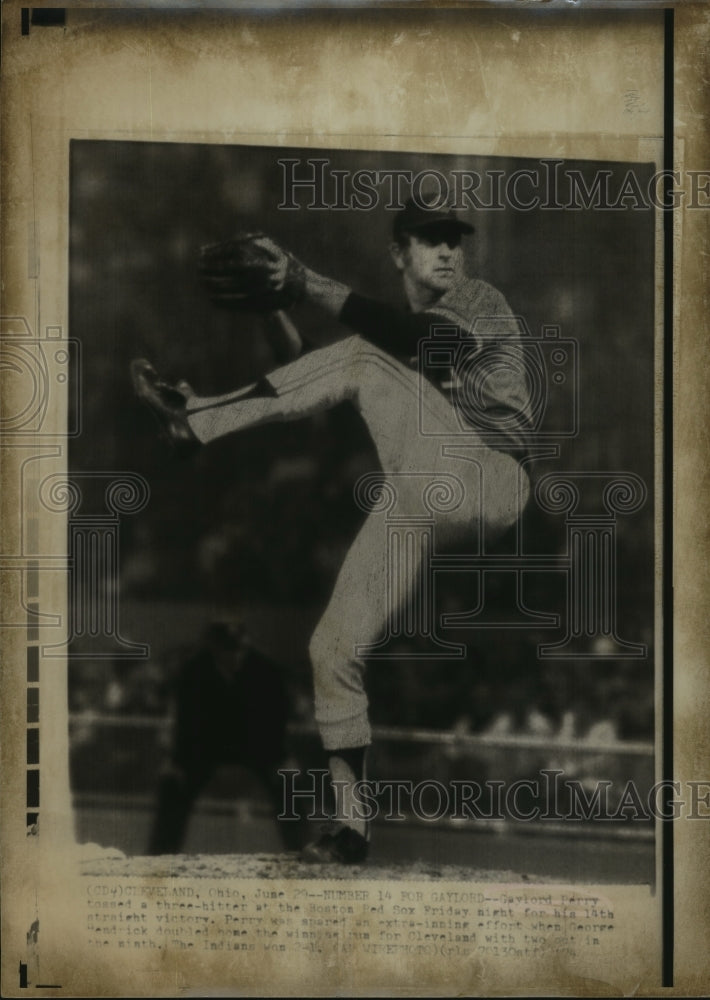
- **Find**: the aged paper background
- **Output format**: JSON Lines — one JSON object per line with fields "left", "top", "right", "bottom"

{"left": 1, "top": 3, "right": 708, "bottom": 995}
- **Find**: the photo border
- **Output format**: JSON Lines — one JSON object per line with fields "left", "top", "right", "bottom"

{"left": 2, "top": 4, "right": 708, "bottom": 995}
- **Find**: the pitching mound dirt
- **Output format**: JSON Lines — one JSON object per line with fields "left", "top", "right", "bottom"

{"left": 79, "top": 850, "right": 553, "bottom": 882}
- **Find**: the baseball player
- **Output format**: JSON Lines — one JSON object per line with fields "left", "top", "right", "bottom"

{"left": 132, "top": 198, "right": 534, "bottom": 864}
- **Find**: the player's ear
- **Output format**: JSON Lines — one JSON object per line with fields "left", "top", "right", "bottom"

{"left": 389, "top": 240, "right": 406, "bottom": 272}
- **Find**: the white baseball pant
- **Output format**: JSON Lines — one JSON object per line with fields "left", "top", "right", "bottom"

{"left": 187, "top": 335, "right": 529, "bottom": 751}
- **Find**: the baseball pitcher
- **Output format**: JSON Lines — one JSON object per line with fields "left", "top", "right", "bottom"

{"left": 131, "top": 197, "right": 535, "bottom": 864}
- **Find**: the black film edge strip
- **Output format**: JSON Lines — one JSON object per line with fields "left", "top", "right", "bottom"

{"left": 662, "top": 4, "right": 674, "bottom": 990}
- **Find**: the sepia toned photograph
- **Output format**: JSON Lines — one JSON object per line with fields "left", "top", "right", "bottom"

{"left": 67, "top": 140, "right": 657, "bottom": 884}
{"left": 2, "top": 4, "right": 709, "bottom": 996}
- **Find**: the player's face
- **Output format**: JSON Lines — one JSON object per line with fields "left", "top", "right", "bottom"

{"left": 392, "top": 227, "right": 464, "bottom": 305}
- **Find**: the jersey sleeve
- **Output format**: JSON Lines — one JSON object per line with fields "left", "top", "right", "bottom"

{"left": 425, "top": 280, "right": 537, "bottom": 456}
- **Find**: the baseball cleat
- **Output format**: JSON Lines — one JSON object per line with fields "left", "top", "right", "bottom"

{"left": 130, "top": 358, "right": 201, "bottom": 458}
{"left": 300, "top": 823, "right": 369, "bottom": 865}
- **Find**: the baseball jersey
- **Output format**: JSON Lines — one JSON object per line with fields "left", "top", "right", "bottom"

{"left": 339, "top": 277, "right": 535, "bottom": 457}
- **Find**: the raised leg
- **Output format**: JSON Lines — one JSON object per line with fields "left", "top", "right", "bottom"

{"left": 185, "top": 335, "right": 453, "bottom": 461}
{"left": 186, "top": 335, "right": 526, "bottom": 531}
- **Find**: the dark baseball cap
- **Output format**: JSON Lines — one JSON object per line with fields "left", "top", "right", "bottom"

{"left": 393, "top": 196, "right": 475, "bottom": 240}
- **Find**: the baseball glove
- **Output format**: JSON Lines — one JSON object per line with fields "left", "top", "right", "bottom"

{"left": 197, "top": 232, "right": 307, "bottom": 312}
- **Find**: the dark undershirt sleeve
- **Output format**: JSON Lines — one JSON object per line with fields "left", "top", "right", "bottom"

{"left": 339, "top": 291, "right": 441, "bottom": 357}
